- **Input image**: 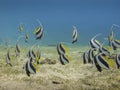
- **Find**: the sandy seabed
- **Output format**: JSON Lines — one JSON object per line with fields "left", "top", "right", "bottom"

{"left": 0, "top": 46, "right": 120, "bottom": 90}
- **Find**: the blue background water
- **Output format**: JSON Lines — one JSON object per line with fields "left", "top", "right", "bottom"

{"left": 0, "top": 0, "right": 120, "bottom": 46}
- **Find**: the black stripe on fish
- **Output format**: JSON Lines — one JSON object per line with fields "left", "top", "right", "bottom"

{"left": 28, "top": 49, "right": 36, "bottom": 59}
{"left": 88, "top": 49, "right": 93, "bottom": 63}
{"left": 32, "top": 50, "right": 36, "bottom": 58}
{"left": 29, "top": 58, "right": 36, "bottom": 74}
{"left": 94, "top": 55, "right": 102, "bottom": 72}
{"left": 57, "top": 44, "right": 60, "bottom": 55}
{"left": 6, "top": 51, "right": 13, "bottom": 67}
{"left": 36, "top": 31, "right": 43, "bottom": 39}
{"left": 111, "top": 41, "right": 117, "bottom": 50}
{"left": 57, "top": 43, "right": 65, "bottom": 55}
{"left": 15, "top": 42, "right": 20, "bottom": 56}
{"left": 114, "top": 40, "right": 120, "bottom": 45}
{"left": 72, "top": 30, "right": 78, "bottom": 44}
{"left": 35, "top": 27, "right": 41, "bottom": 35}
{"left": 115, "top": 54, "right": 120, "bottom": 69}
{"left": 35, "top": 27, "right": 44, "bottom": 40}
{"left": 72, "top": 38, "right": 78, "bottom": 44}
{"left": 82, "top": 52, "right": 88, "bottom": 64}
{"left": 25, "top": 61, "right": 30, "bottom": 77}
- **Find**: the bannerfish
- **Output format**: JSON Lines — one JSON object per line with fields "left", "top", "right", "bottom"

{"left": 18, "top": 23, "right": 23, "bottom": 32}
{"left": 23, "top": 58, "right": 36, "bottom": 77}
{"left": 72, "top": 26, "right": 78, "bottom": 44}
{"left": 34, "top": 26, "right": 44, "bottom": 40}
{"left": 6, "top": 49, "right": 13, "bottom": 67}
{"left": 15, "top": 42, "right": 20, "bottom": 56}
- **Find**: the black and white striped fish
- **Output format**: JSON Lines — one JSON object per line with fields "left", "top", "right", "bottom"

{"left": 34, "top": 26, "right": 44, "bottom": 40}
{"left": 57, "top": 42, "right": 67, "bottom": 55}
{"left": 59, "top": 54, "right": 69, "bottom": 65}
{"left": 93, "top": 53, "right": 109, "bottom": 72}
{"left": 15, "top": 42, "right": 20, "bottom": 56}
{"left": 89, "top": 34, "right": 101, "bottom": 49}
{"left": 72, "top": 26, "right": 78, "bottom": 44}
{"left": 6, "top": 49, "right": 12, "bottom": 67}
{"left": 23, "top": 58, "right": 36, "bottom": 77}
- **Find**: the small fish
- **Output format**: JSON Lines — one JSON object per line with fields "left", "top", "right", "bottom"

{"left": 18, "top": 23, "right": 23, "bottom": 32}
{"left": 59, "top": 54, "right": 69, "bottom": 65}
{"left": 72, "top": 26, "right": 78, "bottom": 44}
{"left": 57, "top": 42, "right": 68, "bottom": 55}
{"left": 93, "top": 53, "right": 109, "bottom": 72}
{"left": 23, "top": 58, "right": 36, "bottom": 77}
{"left": 34, "top": 26, "right": 44, "bottom": 40}
{"left": 115, "top": 54, "right": 120, "bottom": 69}
{"left": 25, "top": 33, "right": 29, "bottom": 42}
{"left": 6, "top": 49, "right": 12, "bottom": 67}
{"left": 15, "top": 42, "right": 20, "bottom": 56}
{"left": 89, "top": 34, "right": 101, "bottom": 49}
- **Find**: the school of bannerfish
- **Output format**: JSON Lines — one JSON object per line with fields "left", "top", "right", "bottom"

{"left": 4, "top": 20, "right": 120, "bottom": 77}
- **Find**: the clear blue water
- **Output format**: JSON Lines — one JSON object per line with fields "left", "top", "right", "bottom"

{"left": 0, "top": 0, "right": 120, "bottom": 47}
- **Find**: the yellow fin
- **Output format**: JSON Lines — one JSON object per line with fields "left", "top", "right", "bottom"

{"left": 33, "top": 27, "right": 40, "bottom": 34}
{"left": 61, "top": 44, "right": 68, "bottom": 53}
{"left": 65, "top": 54, "right": 72, "bottom": 61}
{"left": 104, "top": 46, "right": 113, "bottom": 53}
{"left": 33, "top": 63, "right": 39, "bottom": 71}
{"left": 104, "top": 56, "right": 114, "bottom": 67}
{"left": 35, "top": 52, "right": 39, "bottom": 63}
